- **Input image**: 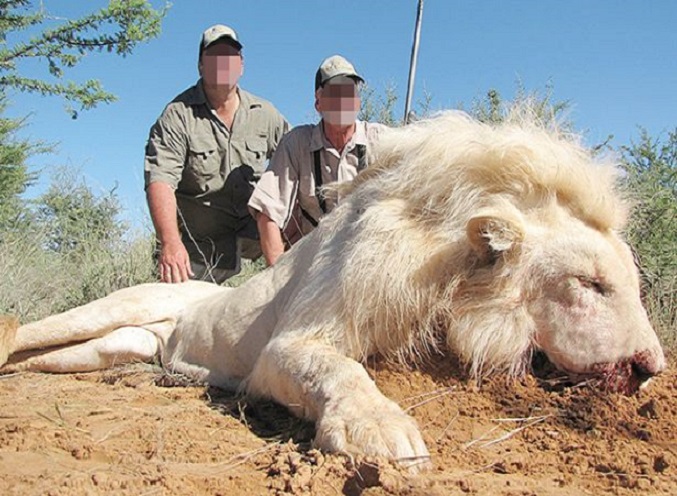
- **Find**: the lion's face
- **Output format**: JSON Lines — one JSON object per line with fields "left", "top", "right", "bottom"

{"left": 461, "top": 206, "right": 665, "bottom": 394}
{"left": 524, "top": 215, "right": 665, "bottom": 393}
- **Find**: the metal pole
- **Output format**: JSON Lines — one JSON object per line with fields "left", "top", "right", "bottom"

{"left": 403, "top": 0, "right": 424, "bottom": 124}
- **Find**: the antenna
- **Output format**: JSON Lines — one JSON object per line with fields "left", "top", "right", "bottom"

{"left": 403, "top": 0, "right": 424, "bottom": 124}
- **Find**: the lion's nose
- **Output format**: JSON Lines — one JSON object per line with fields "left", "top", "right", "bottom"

{"left": 631, "top": 361, "right": 655, "bottom": 385}
{"left": 631, "top": 349, "right": 666, "bottom": 383}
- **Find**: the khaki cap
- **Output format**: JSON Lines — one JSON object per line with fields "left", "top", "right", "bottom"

{"left": 315, "top": 55, "right": 364, "bottom": 90}
{"left": 200, "top": 24, "right": 242, "bottom": 52}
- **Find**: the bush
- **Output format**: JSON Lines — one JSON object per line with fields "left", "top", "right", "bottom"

{"left": 0, "top": 168, "right": 157, "bottom": 322}
{"left": 620, "top": 129, "right": 677, "bottom": 348}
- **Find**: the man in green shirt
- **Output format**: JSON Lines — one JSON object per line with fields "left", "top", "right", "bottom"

{"left": 144, "top": 25, "right": 288, "bottom": 284}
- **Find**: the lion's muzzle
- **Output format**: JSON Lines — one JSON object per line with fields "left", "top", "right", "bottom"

{"left": 593, "top": 349, "right": 666, "bottom": 395}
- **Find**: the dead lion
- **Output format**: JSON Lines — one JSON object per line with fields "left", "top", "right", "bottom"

{"left": 0, "top": 109, "right": 666, "bottom": 469}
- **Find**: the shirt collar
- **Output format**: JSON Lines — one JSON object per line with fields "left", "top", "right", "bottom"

{"left": 310, "top": 120, "right": 368, "bottom": 152}
{"left": 189, "top": 80, "right": 263, "bottom": 110}
{"left": 238, "top": 87, "right": 264, "bottom": 110}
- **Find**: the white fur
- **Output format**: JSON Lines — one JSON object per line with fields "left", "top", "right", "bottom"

{"left": 0, "top": 109, "right": 665, "bottom": 466}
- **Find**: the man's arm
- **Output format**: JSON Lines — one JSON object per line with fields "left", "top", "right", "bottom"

{"left": 146, "top": 182, "right": 193, "bottom": 283}
{"left": 144, "top": 102, "right": 194, "bottom": 283}
{"left": 256, "top": 211, "right": 285, "bottom": 266}
{"left": 249, "top": 129, "right": 300, "bottom": 266}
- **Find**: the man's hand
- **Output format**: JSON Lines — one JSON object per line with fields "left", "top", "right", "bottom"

{"left": 158, "top": 240, "right": 193, "bottom": 283}
{"left": 146, "top": 182, "right": 194, "bottom": 283}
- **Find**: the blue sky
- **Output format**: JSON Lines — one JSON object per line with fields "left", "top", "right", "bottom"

{"left": 7, "top": 0, "right": 677, "bottom": 229}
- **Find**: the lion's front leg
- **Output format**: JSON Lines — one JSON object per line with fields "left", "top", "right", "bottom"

{"left": 247, "top": 337, "right": 430, "bottom": 469}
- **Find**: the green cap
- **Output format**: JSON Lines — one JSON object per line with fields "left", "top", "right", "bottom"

{"left": 200, "top": 24, "right": 242, "bottom": 52}
{"left": 315, "top": 55, "right": 364, "bottom": 91}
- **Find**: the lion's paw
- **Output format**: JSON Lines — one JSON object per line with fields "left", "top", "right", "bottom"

{"left": 315, "top": 400, "right": 431, "bottom": 471}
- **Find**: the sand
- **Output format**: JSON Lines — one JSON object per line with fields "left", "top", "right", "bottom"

{"left": 1, "top": 353, "right": 674, "bottom": 495}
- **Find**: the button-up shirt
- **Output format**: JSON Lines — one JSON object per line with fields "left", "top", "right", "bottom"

{"left": 144, "top": 80, "right": 288, "bottom": 268}
{"left": 248, "top": 120, "right": 385, "bottom": 241}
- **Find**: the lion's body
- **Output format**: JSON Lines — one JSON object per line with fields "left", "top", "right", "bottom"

{"left": 0, "top": 110, "right": 665, "bottom": 467}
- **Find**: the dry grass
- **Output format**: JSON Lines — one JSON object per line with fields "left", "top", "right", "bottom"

{"left": 463, "top": 414, "right": 553, "bottom": 450}
{"left": 0, "top": 227, "right": 156, "bottom": 323}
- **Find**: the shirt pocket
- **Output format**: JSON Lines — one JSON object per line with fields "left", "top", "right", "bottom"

{"left": 185, "top": 138, "right": 222, "bottom": 193}
{"left": 244, "top": 137, "right": 268, "bottom": 173}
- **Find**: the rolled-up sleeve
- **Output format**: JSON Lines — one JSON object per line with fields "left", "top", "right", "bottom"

{"left": 248, "top": 133, "right": 298, "bottom": 228}
{"left": 144, "top": 106, "right": 188, "bottom": 190}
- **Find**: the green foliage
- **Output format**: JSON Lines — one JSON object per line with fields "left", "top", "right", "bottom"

{"left": 224, "top": 258, "right": 268, "bottom": 288}
{"left": 0, "top": 114, "right": 31, "bottom": 226}
{"left": 0, "top": 94, "right": 46, "bottom": 230}
{"left": 0, "top": 0, "right": 168, "bottom": 116}
{"left": 0, "top": 226, "right": 157, "bottom": 322}
{"left": 620, "top": 129, "right": 677, "bottom": 347}
{"left": 359, "top": 84, "right": 400, "bottom": 126}
{"left": 0, "top": 1, "right": 168, "bottom": 321}
{"left": 0, "top": 104, "right": 157, "bottom": 320}
{"left": 469, "top": 85, "right": 571, "bottom": 128}
{"left": 35, "top": 167, "right": 124, "bottom": 254}
{"left": 0, "top": 166, "right": 157, "bottom": 321}
{"left": 359, "top": 83, "right": 433, "bottom": 126}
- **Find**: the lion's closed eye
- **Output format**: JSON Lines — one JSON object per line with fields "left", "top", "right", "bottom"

{"left": 576, "top": 276, "right": 609, "bottom": 296}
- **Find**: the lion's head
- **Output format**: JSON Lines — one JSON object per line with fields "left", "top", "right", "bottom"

{"left": 459, "top": 199, "right": 665, "bottom": 394}
{"left": 325, "top": 108, "right": 665, "bottom": 394}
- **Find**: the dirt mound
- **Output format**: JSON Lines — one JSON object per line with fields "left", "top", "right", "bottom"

{"left": 1, "top": 355, "right": 675, "bottom": 495}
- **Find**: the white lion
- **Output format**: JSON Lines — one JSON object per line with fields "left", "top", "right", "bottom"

{"left": 0, "top": 109, "right": 666, "bottom": 469}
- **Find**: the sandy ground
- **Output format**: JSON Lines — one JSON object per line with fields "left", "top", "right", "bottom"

{"left": 0, "top": 353, "right": 675, "bottom": 496}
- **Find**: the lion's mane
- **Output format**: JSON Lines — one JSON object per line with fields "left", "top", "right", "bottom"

{"left": 279, "top": 108, "right": 628, "bottom": 379}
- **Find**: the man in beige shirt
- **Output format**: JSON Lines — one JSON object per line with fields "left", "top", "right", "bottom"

{"left": 144, "top": 25, "right": 288, "bottom": 284}
{"left": 248, "top": 55, "right": 386, "bottom": 265}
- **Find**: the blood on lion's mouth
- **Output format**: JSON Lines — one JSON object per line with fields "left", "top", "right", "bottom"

{"left": 592, "top": 361, "right": 647, "bottom": 395}
{"left": 549, "top": 365, "right": 648, "bottom": 396}
{"left": 531, "top": 350, "right": 665, "bottom": 396}
{"left": 588, "top": 351, "right": 663, "bottom": 395}
{"left": 532, "top": 350, "right": 663, "bottom": 395}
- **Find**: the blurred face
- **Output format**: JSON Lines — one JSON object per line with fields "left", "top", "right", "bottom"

{"left": 199, "top": 41, "right": 243, "bottom": 89}
{"left": 316, "top": 77, "right": 361, "bottom": 127}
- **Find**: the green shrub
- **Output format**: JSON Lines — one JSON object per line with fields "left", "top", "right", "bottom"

{"left": 0, "top": 168, "right": 157, "bottom": 322}
{"left": 620, "top": 129, "right": 677, "bottom": 349}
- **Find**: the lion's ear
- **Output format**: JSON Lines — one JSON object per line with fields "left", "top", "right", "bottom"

{"left": 466, "top": 212, "right": 524, "bottom": 264}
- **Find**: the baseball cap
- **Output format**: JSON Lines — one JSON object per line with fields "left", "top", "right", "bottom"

{"left": 315, "top": 55, "right": 364, "bottom": 91}
{"left": 200, "top": 24, "right": 242, "bottom": 54}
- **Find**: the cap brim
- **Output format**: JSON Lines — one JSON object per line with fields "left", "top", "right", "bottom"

{"left": 324, "top": 74, "right": 364, "bottom": 86}
{"left": 204, "top": 35, "right": 242, "bottom": 50}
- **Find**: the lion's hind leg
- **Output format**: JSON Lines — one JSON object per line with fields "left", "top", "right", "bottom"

{"left": 12, "top": 299, "right": 141, "bottom": 354}
{"left": 2, "top": 326, "right": 159, "bottom": 374}
{"left": 9, "top": 283, "right": 191, "bottom": 356}
{"left": 0, "top": 316, "right": 19, "bottom": 368}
